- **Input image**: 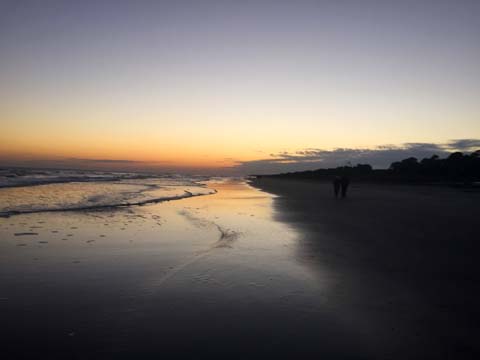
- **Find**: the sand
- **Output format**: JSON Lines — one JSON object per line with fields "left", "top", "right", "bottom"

{"left": 0, "top": 180, "right": 322, "bottom": 359}
{"left": 252, "top": 177, "right": 480, "bottom": 359}
{"left": 1, "top": 178, "right": 479, "bottom": 359}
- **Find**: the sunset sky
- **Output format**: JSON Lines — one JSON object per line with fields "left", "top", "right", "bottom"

{"left": 1, "top": 0, "right": 479, "bottom": 173}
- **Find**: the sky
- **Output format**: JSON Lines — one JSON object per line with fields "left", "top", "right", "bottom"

{"left": 1, "top": 0, "right": 479, "bottom": 174}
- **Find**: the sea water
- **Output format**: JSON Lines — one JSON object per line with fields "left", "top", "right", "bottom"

{"left": 0, "top": 168, "right": 214, "bottom": 217}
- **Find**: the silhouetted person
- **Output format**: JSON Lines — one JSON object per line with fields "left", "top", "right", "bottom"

{"left": 340, "top": 175, "right": 350, "bottom": 198}
{"left": 333, "top": 176, "right": 341, "bottom": 198}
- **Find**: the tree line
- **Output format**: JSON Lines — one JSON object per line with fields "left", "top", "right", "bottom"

{"left": 257, "top": 150, "right": 480, "bottom": 184}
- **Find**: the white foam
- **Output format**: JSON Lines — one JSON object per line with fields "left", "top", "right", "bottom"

{"left": 0, "top": 169, "right": 216, "bottom": 217}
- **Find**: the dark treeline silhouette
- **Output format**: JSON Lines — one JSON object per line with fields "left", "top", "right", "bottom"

{"left": 255, "top": 150, "right": 480, "bottom": 185}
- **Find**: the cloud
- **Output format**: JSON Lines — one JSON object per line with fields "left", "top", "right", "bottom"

{"left": 233, "top": 139, "right": 480, "bottom": 175}
{"left": 447, "top": 139, "right": 480, "bottom": 151}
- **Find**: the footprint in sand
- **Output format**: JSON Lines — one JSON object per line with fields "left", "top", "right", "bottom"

{"left": 16, "top": 243, "right": 27, "bottom": 247}
{"left": 38, "top": 241, "right": 48, "bottom": 244}
{"left": 86, "top": 240, "right": 95, "bottom": 243}
{"left": 14, "top": 232, "right": 38, "bottom": 236}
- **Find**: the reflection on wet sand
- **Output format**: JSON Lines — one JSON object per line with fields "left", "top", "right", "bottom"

{"left": 1, "top": 179, "right": 356, "bottom": 358}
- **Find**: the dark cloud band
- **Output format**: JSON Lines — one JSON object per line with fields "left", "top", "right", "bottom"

{"left": 233, "top": 139, "right": 480, "bottom": 174}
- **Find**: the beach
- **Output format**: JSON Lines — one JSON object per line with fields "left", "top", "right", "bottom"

{"left": 0, "top": 178, "right": 328, "bottom": 359}
{"left": 252, "top": 177, "right": 480, "bottom": 359}
{"left": 1, "top": 176, "right": 479, "bottom": 359}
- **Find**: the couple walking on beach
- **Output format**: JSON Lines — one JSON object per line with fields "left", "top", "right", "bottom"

{"left": 333, "top": 175, "right": 350, "bottom": 198}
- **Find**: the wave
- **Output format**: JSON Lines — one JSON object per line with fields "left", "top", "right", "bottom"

{"left": 0, "top": 189, "right": 217, "bottom": 218}
{"left": 0, "top": 168, "right": 217, "bottom": 218}
{"left": 0, "top": 168, "right": 205, "bottom": 189}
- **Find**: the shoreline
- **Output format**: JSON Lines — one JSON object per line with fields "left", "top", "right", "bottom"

{"left": 250, "top": 177, "right": 480, "bottom": 359}
{"left": 0, "top": 189, "right": 217, "bottom": 218}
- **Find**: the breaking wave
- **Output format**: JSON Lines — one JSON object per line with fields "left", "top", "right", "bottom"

{"left": 0, "top": 168, "right": 216, "bottom": 217}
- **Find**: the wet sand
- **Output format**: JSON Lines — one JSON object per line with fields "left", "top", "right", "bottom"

{"left": 252, "top": 177, "right": 480, "bottom": 359}
{"left": 0, "top": 180, "right": 340, "bottom": 359}
{"left": 2, "top": 178, "right": 478, "bottom": 359}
